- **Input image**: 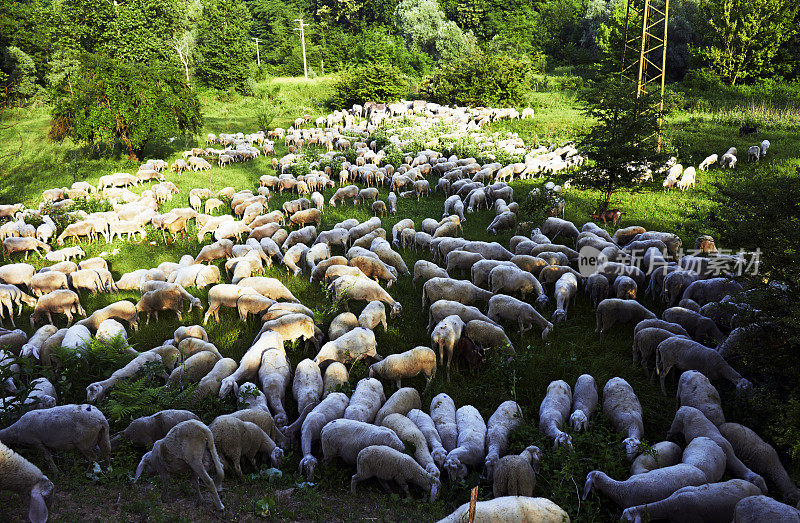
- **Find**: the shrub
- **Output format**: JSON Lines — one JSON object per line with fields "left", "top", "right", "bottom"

{"left": 2, "top": 46, "right": 39, "bottom": 104}
{"left": 329, "top": 62, "right": 410, "bottom": 109}
{"left": 420, "top": 52, "right": 535, "bottom": 107}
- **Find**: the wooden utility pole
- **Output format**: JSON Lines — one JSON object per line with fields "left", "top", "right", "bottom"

{"left": 252, "top": 37, "right": 262, "bottom": 66}
{"left": 294, "top": 19, "right": 309, "bottom": 79}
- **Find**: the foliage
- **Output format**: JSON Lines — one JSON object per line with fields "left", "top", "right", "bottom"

{"left": 1, "top": 46, "right": 39, "bottom": 104}
{"left": 330, "top": 62, "right": 409, "bottom": 109}
{"left": 420, "top": 52, "right": 534, "bottom": 107}
{"left": 49, "top": 53, "right": 202, "bottom": 160}
{"left": 394, "top": 0, "right": 475, "bottom": 62}
{"left": 196, "top": 0, "right": 253, "bottom": 91}
{"left": 574, "top": 78, "right": 667, "bottom": 210}
{"left": 694, "top": 0, "right": 798, "bottom": 85}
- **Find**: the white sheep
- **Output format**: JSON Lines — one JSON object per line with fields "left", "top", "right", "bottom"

{"left": 629, "top": 441, "right": 682, "bottom": 475}
{"left": 358, "top": 300, "right": 387, "bottom": 331}
{"left": 595, "top": 298, "right": 656, "bottom": 337}
{"left": 492, "top": 445, "right": 541, "bottom": 497}
{"left": 621, "top": 479, "right": 762, "bottom": 523}
{"left": 488, "top": 294, "right": 553, "bottom": 338}
{"left": 583, "top": 464, "right": 708, "bottom": 508}
{"left": 667, "top": 406, "right": 767, "bottom": 493}
{"left": 682, "top": 436, "right": 727, "bottom": 483}
{"left": 292, "top": 392, "right": 349, "bottom": 479}
{"left": 134, "top": 419, "right": 225, "bottom": 511}
{"left": 369, "top": 347, "right": 436, "bottom": 390}
{"left": 539, "top": 380, "right": 573, "bottom": 450}
{"left": 328, "top": 275, "right": 403, "bottom": 317}
{"left": 321, "top": 418, "right": 404, "bottom": 466}
{"left": 569, "top": 374, "right": 598, "bottom": 431}
{"left": 677, "top": 370, "right": 725, "bottom": 426}
{"left": 218, "top": 329, "right": 283, "bottom": 397}
{"left": 210, "top": 416, "right": 282, "bottom": 477}
{"left": 293, "top": 358, "right": 323, "bottom": 416}
{"left": 22, "top": 377, "right": 57, "bottom": 410}
{"left": 552, "top": 272, "right": 578, "bottom": 323}
{"left": 748, "top": 145, "right": 760, "bottom": 161}
{"left": 113, "top": 409, "right": 200, "bottom": 449}
{"left": 427, "top": 300, "right": 498, "bottom": 334}
{"left": 382, "top": 413, "right": 439, "bottom": 476}
{"left": 168, "top": 351, "right": 220, "bottom": 385}
{"left": 444, "top": 405, "right": 486, "bottom": 481}
{"left": 656, "top": 336, "right": 751, "bottom": 395}
{"left": 760, "top": 139, "right": 770, "bottom": 157}
{"left": 430, "top": 315, "right": 465, "bottom": 382}
{"left": 407, "top": 409, "right": 448, "bottom": 468}
{"left": 485, "top": 400, "right": 523, "bottom": 480}
{"left": 489, "top": 264, "right": 547, "bottom": 306}
{"left": 374, "top": 387, "right": 421, "bottom": 426}
{"left": 734, "top": 495, "right": 800, "bottom": 522}
{"left": 0, "top": 440, "right": 54, "bottom": 523}
{"left": 720, "top": 422, "right": 800, "bottom": 505}
{"left": 437, "top": 496, "right": 569, "bottom": 522}
{"left": 258, "top": 349, "right": 291, "bottom": 427}
{"left": 698, "top": 154, "right": 718, "bottom": 171}
{"left": 0, "top": 404, "right": 110, "bottom": 471}
{"left": 351, "top": 445, "right": 440, "bottom": 501}
{"left": 603, "top": 377, "right": 644, "bottom": 461}
{"left": 19, "top": 324, "right": 57, "bottom": 359}
{"left": 322, "top": 362, "right": 349, "bottom": 396}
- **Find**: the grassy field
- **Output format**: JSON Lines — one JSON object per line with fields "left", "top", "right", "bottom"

{"left": 1, "top": 75, "right": 799, "bottom": 522}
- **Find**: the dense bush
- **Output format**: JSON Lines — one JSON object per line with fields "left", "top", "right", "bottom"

{"left": 196, "top": 0, "right": 253, "bottom": 92}
{"left": 1, "top": 46, "right": 38, "bottom": 104}
{"left": 329, "top": 62, "right": 410, "bottom": 109}
{"left": 420, "top": 52, "right": 535, "bottom": 107}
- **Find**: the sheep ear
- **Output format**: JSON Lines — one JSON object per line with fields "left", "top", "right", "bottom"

{"left": 28, "top": 488, "right": 49, "bottom": 523}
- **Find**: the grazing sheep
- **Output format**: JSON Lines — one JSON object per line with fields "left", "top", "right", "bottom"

{"left": 464, "top": 319, "right": 515, "bottom": 355}
{"left": 569, "top": 374, "right": 598, "bottom": 431}
{"left": 374, "top": 387, "right": 421, "bottom": 426}
{"left": 210, "top": 416, "right": 282, "bottom": 477}
{"left": 430, "top": 393, "right": 458, "bottom": 453}
{"left": 634, "top": 318, "right": 689, "bottom": 337}
{"left": 77, "top": 300, "right": 138, "bottom": 332}
{"left": 29, "top": 289, "right": 85, "bottom": 327}
{"left": 0, "top": 440, "right": 54, "bottom": 523}
{"left": 630, "top": 441, "right": 682, "bottom": 475}
{"left": 86, "top": 351, "right": 166, "bottom": 403}
{"left": 351, "top": 445, "right": 440, "bottom": 501}
{"left": 552, "top": 272, "right": 578, "bottom": 323}
{"left": 290, "top": 392, "right": 349, "bottom": 479}
{"left": 196, "top": 358, "right": 238, "bottom": 399}
{"left": 541, "top": 217, "right": 579, "bottom": 240}
{"left": 113, "top": 410, "right": 200, "bottom": 449}
{"left": 595, "top": 298, "right": 656, "bottom": 337}
{"left": 413, "top": 260, "right": 448, "bottom": 287}
{"left": 720, "top": 422, "right": 800, "bottom": 505}
{"left": 0, "top": 404, "right": 110, "bottom": 471}
{"left": 382, "top": 413, "right": 440, "bottom": 476}
{"left": 490, "top": 265, "right": 547, "bottom": 305}
{"left": 583, "top": 464, "right": 708, "bottom": 508}
{"left": 603, "top": 377, "right": 644, "bottom": 461}
{"left": 699, "top": 154, "right": 718, "bottom": 171}
{"left": 314, "top": 327, "right": 380, "bottom": 366}
{"left": 682, "top": 436, "right": 727, "bottom": 483}
{"left": 668, "top": 407, "right": 767, "bottom": 493}
{"left": 431, "top": 315, "right": 465, "bottom": 382}
{"left": 632, "top": 327, "right": 687, "bottom": 378}
{"left": 621, "top": 480, "right": 761, "bottom": 523}
{"left": 345, "top": 377, "right": 385, "bottom": 424}
{"left": 682, "top": 278, "right": 743, "bottom": 306}
{"left": 322, "top": 362, "right": 348, "bottom": 397}
{"left": 258, "top": 349, "right": 291, "bottom": 426}
{"left": 369, "top": 347, "right": 436, "bottom": 390}
{"left": 734, "top": 495, "right": 800, "bottom": 522}
{"left": 677, "top": 370, "right": 725, "bottom": 426}
{"left": 488, "top": 294, "right": 553, "bottom": 339}
{"left": 427, "top": 300, "right": 498, "bottom": 333}
{"left": 585, "top": 273, "right": 610, "bottom": 308}
{"left": 492, "top": 445, "right": 542, "bottom": 498}
{"left": 407, "top": 409, "right": 447, "bottom": 468}
{"left": 485, "top": 401, "right": 524, "bottom": 480}
{"left": 293, "top": 358, "right": 323, "bottom": 416}
{"left": 328, "top": 275, "right": 402, "bottom": 317}
{"left": 656, "top": 336, "right": 751, "bottom": 394}
{"left": 539, "top": 380, "right": 573, "bottom": 450}
{"left": 321, "top": 419, "right": 404, "bottom": 467}
{"left": 438, "top": 496, "right": 569, "bottom": 523}
{"left": 134, "top": 419, "right": 225, "bottom": 511}
{"left": 444, "top": 405, "right": 487, "bottom": 482}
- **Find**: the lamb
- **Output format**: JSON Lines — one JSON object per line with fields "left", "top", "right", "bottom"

{"left": 382, "top": 413, "right": 439, "bottom": 476}
{"left": 438, "top": 496, "right": 569, "bottom": 523}
{"left": 621, "top": 479, "right": 762, "bottom": 523}
{"left": 413, "top": 260, "right": 448, "bottom": 287}
{"left": 86, "top": 351, "right": 166, "bottom": 403}
{"left": 734, "top": 495, "right": 800, "bottom": 522}
{"left": 569, "top": 374, "right": 598, "bottom": 431}
{"left": 488, "top": 294, "right": 553, "bottom": 338}
{"left": 351, "top": 445, "right": 440, "bottom": 501}
{"left": 630, "top": 441, "right": 683, "bottom": 475}
{"left": 595, "top": 298, "right": 656, "bottom": 337}
{"left": 134, "top": 419, "right": 225, "bottom": 511}
{"left": 667, "top": 406, "right": 767, "bottom": 492}
{"left": 748, "top": 145, "right": 760, "bottom": 161}
{"left": 484, "top": 400, "right": 524, "bottom": 479}
{"left": 603, "top": 377, "right": 644, "bottom": 460}
{"left": 699, "top": 154, "right": 718, "bottom": 171}
{"left": 344, "top": 377, "right": 385, "bottom": 423}
{"left": 0, "top": 440, "right": 54, "bottom": 523}
{"left": 539, "top": 380, "right": 573, "bottom": 450}
{"left": 632, "top": 327, "right": 687, "bottom": 378}
{"left": 113, "top": 410, "right": 200, "bottom": 449}
{"left": 321, "top": 418, "right": 404, "bottom": 467}
{"left": 583, "top": 464, "right": 709, "bottom": 508}
{"left": 29, "top": 289, "right": 85, "bottom": 327}
{"left": 293, "top": 358, "right": 323, "bottom": 416}
{"left": 374, "top": 387, "right": 422, "bottom": 426}
{"left": 492, "top": 445, "right": 541, "bottom": 497}
{"left": 720, "top": 422, "right": 800, "bottom": 504}
{"left": 369, "top": 347, "right": 436, "bottom": 390}
{"left": 682, "top": 435, "right": 727, "bottom": 482}
{"left": 210, "top": 416, "right": 282, "bottom": 477}
{"left": 677, "top": 370, "right": 725, "bottom": 426}
{"left": 489, "top": 265, "right": 547, "bottom": 305}
{"left": 444, "top": 405, "right": 487, "bottom": 481}
{"left": 656, "top": 336, "right": 752, "bottom": 394}
{"left": 430, "top": 393, "right": 458, "bottom": 452}
{"left": 0, "top": 404, "right": 110, "bottom": 470}
{"left": 328, "top": 275, "right": 402, "bottom": 317}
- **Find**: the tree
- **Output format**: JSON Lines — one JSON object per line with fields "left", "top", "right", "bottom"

{"left": 573, "top": 79, "right": 666, "bottom": 210}
{"left": 2, "top": 46, "right": 39, "bottom": 104}
{"left": 330, "top": 62, "right": 409, "bottom": 108}
{"left": 394, "top": 0, "right": 473, "bottom": 62}
{"left": 49, "top": 54, "right": 202, "bottom": 160}
{"left": 694, "top": 0, "right": 798, "bottom": 85}
{"left": 196, "top": 0, "right": 252, "bottom": 91}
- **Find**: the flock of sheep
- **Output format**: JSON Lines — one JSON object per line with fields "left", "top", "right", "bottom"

{"left": 660, "top": 139, "right": 770, "bottom": 192}
{"left": 0, "top": 99, "right": 797, "bottom": 523}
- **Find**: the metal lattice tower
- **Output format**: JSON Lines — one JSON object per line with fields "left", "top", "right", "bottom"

{"left": 620, "top": 0, "right": 670, "bottom": 148}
